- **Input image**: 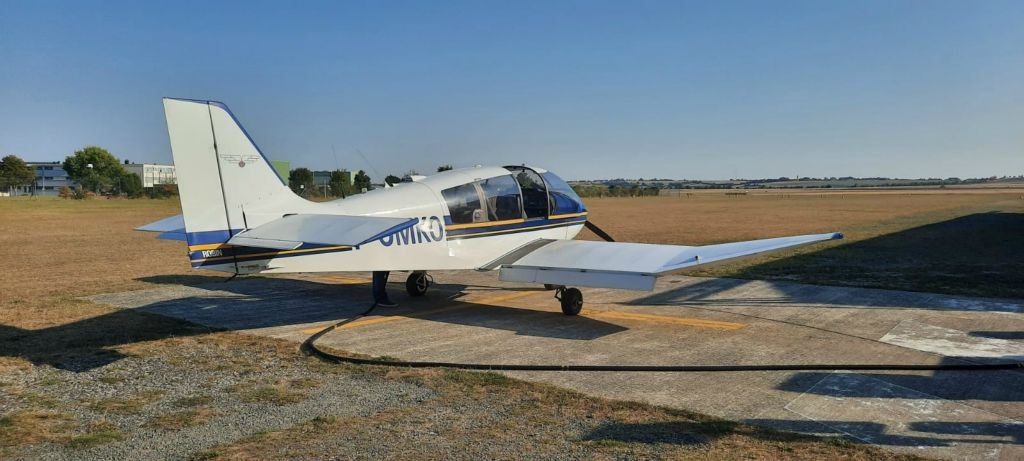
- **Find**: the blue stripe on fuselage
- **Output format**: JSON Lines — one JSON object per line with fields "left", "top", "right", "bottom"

{"left": 445, "top": 215, "right": 587, "bottom": 239}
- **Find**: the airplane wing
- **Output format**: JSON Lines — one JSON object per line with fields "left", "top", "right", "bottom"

{"left": 485, "top": 233, "right": 843, "bottom": 291}
{"left": 226, "top": 214, "right": 417, "bottom": 250}
{"left": 137, "top": 213, "right": 417, "bottom": 249}
{"left": 135, "top": 214, "right": 187, "bottom": 241}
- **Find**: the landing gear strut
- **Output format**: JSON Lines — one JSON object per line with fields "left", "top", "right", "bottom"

{"left": 554, "top": 286, "right": 583, "bottom": 316}
{"left": 406, "top": 271, "right": 431, "bottom": 297}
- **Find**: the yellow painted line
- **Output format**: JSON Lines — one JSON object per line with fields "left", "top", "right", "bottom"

{"left": 319, "top": 275, "right": 369, "bottom": 284}
{"left": 191, "top": 245, "right": 352, "bottom": 263}
{"left": 583, "top": 310, "right": 746, "bottom": 330}
{"left": 447, "top": 218, "right": 525, "bottom": 230}
{"left": 548, "top": 211, "right": 589, "bottom": 220}
{"left": 446, "top": 214, "right": 588, "bottom": 234}
{"left": 459, "top": 289, "right": 544, "bottom": 305}
{"left": 299, "top": 290, "right": 544, "bottom": 334}
{"left": 298, "top": 304, "right": 467, "bottom": 334}
{"left": 188, "top": 243, "right": 234, "bottom": 251}
{"left": 447, "top": 221, "right": 581, "bottom": 239}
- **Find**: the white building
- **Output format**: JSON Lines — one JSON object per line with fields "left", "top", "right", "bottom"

{"left": 125, "top": 163, "right": 176, "bottom": 188}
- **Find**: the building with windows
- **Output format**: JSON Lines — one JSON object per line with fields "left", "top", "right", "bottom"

{"left": 124, "top": 163, "right": 176, "bottom": 188}
{"left": 8, "top": 161, "right": 177, "bottom": 196}
{"left": 24, "top": 162, "right": 75, "bottom": 196}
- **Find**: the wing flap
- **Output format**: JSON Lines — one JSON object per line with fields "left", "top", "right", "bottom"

{"left": 495, "top": 232, "right": 842, "bottom": 291}
{"left": 227, "top": 214, "right": 417, "bottom": 249}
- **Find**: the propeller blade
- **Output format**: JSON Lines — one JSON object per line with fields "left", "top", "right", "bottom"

{"left": 584, "top": 220, "right": 615, "bottom": 242}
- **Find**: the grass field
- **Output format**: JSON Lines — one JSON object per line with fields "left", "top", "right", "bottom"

{"left": 3, "top": 190, "right": 1020, "bottom": 459}
{"left": 582, "top": 190, "right": 1024, "bottom": 298}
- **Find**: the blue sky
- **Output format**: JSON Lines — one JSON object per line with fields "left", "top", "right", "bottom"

{"left": 1, "top": 1, "right": 1022, "bottom": 180}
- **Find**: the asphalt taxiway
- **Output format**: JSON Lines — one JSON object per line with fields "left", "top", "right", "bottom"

{"left": 90, "top": 271, "right": 1024, "bottom": 460}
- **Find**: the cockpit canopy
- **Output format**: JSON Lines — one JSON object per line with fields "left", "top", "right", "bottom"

{"left": 439, "top": 166, "right": 586, "bottom": 225}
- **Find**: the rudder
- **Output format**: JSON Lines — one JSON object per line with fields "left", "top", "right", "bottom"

{"left": 162, "top": 98, "right": 302, "bottom": 267}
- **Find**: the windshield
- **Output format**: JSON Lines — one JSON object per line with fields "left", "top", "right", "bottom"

{"left": 542, "top": 172, "right": 586, "bottom": 216}
{"left": 505, "top": 166, "right": 548, "bottom": 219}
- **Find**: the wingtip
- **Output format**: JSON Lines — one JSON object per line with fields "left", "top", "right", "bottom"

{"left": 831, "top": 232, "right": 844, "bottom": 240}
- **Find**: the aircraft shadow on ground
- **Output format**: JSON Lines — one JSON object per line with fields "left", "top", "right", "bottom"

{"left": 743, "top": 418, "right": 1023, "bottom": 447}
{"left": 133, "top": 276, "right": 626, "bottom": 339}
{"left": 582, "top": 417, "right": 1023, "bottom": 449}
{"left": 0, "top": 310, "right": 215, "bottom": 372}
{"left": 628, "top": 212, "right": 1024, "bottom": 312}
{"left": 582, "top": 421, "right": 722, "bottom": 446}
{"left": 731, "top": 212, "right": 1024, "bottom": 299}
{"left": 0, "top": 276, "right": 626, "bottom": 371}
{"left": 970, "top": 331, "right": 1024, "bottom": 340}
{"left": 776, "top": 359, "right": 1024, "bottom": 403}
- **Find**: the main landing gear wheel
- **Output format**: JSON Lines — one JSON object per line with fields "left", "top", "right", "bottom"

{"left": 406, "top": 271, "right": 430, "bottom": 297}
{"left": 555, "top": 287, "right": 583, "bottom": 316}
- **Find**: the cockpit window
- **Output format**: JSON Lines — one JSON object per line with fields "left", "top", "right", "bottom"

{"left": 506, "top": 166, "right": 548, "bottom": 219}
{"left": 542, "top": 172, "right": 585, "bottom": 215}
{"left": 479, "top": 175, "right": 523, "bottom": 221}
{"left": 441, "top": 183, "right": 483, "bottom": 224}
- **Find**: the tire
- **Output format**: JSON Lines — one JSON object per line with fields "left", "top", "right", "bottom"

{"left": 559, "top": 287, "right": 583, "bottom": 316}
{"left": 406, "top": 272, "right": 429, "bottom": 297}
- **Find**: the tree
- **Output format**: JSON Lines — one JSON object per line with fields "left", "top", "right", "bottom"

{"left": 63, "top": 146, "right": 127, "bottom": 193}
{"left": 121, "top": 172, "right": 144, "bottom": 198}
{"left": 437, "top": 164, "right": 453, "bottom": 172}
{"left": 328, "top": 170, "right": 353, "bottom": 197}
{"left": 384, "top": 174, "right": 401, "bottom": 186}
{"left": 353, "top": 170, "right": 372, "bottom": 192}
{"left": 0, "top": 155, "right": 35, "bottom": 195}
{"left": 289, "top": 168, "right": 316, "bottom": 196}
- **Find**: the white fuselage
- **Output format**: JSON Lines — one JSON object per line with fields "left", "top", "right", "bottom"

{"left": 187, "top": 166, "right": 586, "bottom": 274}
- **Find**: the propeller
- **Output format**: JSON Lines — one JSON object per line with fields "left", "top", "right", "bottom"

{"left": 584, "top": 220, "right": 615, "bottom": 242}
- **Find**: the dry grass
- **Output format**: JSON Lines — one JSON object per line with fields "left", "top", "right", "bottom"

{"left": 0, "top": 410, "right": 76, "bottom": 448}
{"left": 146, "top": 407, "right": 221, "bottom": 430}
{"left": 227, "top": 378, "right": 322, "bottom": 406}
{"left": 62, "top": 420, "right": 126, "bottom": 449}
{"left": 204, "top": 364, "right": 925, "bottom": 461}
{"left": 172, "top": 395, "right": 216, "bottom": 408}
{"left": 83, "top": 390, "right": 166, "bottom": 415}
{"left": 4, "top": 192, "right": 1010, "bottom": 458}
{"left": 582, "top": 189, "right": 1023, "bottom": 245}
{"left": 581, "top": 190, "right": 1024, "bottom": 297}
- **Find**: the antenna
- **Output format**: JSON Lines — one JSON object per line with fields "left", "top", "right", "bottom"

{"left": 355, "top": 148, "right": 381, "bottom": 178}
{"left": 331, "top": 144, "right": 340, "bottom": 171}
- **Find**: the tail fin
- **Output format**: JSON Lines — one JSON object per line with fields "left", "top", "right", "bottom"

{"left": 163, "top": 98, "right": 300, "bottom": 249}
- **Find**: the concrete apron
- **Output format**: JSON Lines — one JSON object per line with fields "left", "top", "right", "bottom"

{"left": 89, "top": 271, "right": 1024, "bottom": 460}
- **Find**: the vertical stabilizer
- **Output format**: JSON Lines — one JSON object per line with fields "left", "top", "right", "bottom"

{"left": 162, "top": 98, "right": 302, "bottom": 259}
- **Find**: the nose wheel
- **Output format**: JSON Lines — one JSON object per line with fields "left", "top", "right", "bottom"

{"left": 406, "top": 271, "right": 431, "bottom": 297}
{"left": 554, "top": 286, "right": 583, "bottom": 316}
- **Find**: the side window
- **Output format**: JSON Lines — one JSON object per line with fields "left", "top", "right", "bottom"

{"left": 508, "top": 167, "right": 548, "bottom": 219}
{"left": 441, "top": 183, "right": 483, "bottom": 224}
{"left": 479, "top": 175, "right": 523, "bottom": 221}
{"left": 542, "top": 172, "right": 585, "bottom": 215}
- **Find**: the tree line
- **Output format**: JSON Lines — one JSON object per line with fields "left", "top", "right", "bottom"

{"left": 4, "top": 150, "right": 461, "bottom": 199}
{"left": 1, "top": 147, "right": 163, "bottom": 198}
{"left": 286, "top": 164, "right": 456, "bottom": 199}
{"left": 570, "top": 184, "right": 660, "bottom": 198}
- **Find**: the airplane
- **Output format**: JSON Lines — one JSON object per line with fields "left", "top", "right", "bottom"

{"left": 138, "top": 98, "right": 843, "bottom": 316}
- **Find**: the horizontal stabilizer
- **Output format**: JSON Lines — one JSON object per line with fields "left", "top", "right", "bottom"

{"left": 494, "top": 232, "right": 842, "bottom": 291}
{"left": 136, "top": 214, "right": 186, "bottom": 241}
{"left": 227, "top": 214, "right": 417, "bottom": 249}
